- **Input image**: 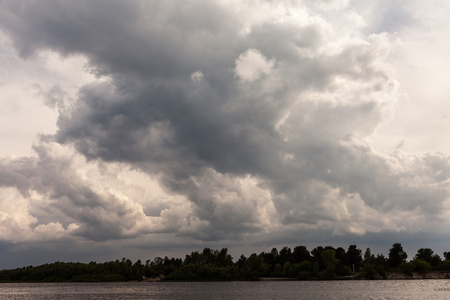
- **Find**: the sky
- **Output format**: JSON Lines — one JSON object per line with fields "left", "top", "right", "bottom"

{"left": 1, "top": 0, "right": 450, "bottom": 269}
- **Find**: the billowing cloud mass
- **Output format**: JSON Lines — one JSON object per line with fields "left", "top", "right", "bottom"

{"left": 1, "top": 0, "right": 450, "bottom": 268}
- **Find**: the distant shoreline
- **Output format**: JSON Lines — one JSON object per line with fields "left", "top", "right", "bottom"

{"left": 384, "top": 271, "right": 450, "bottom": 280}
{"left": 2, "top": 272, "right": 450, "bottom": 283}
{"left": 256, "top": 272, "right": 450, "bottom": 281}
{"left": 146, "top": 272, "right": 450, "bottom": 282}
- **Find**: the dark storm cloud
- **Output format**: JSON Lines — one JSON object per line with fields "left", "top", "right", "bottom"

{"left": 1, "top": 0, "right": 450, "bottom": 251}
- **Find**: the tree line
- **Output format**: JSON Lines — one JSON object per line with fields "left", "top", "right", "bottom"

{"left": 1, "top": 243, "right": 450, "bottom": 282}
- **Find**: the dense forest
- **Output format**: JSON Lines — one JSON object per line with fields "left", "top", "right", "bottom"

{"left": 1, "top": 243, "right": 450, "bottom": 282}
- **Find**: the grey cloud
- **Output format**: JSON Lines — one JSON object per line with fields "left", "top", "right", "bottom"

{"left": 0, "top": 140, "right": 156, "bottom": 241}
{"left": 33, "top": 84, "right": 66, "bottom": 109}
{"left": 0, "top": 157, "right": 36, "bottom": 194}
{"left": 247, "top": 21, "right": 325, "bottom": 61}
{"left": 1, "top": 0, "right": 450, "bottom": 253}
{"left": 0, "top": 0, "right": 242, "bottom": 81}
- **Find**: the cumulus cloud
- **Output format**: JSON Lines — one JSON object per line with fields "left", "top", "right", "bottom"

{"left": 234, "top": 49, "right": 274, "bottom": 82}
{"left": 1, "top": 0, "right": 450, "bottom": 266}
{"left": 0, "top": 139, "right": 192, "bottom": 241}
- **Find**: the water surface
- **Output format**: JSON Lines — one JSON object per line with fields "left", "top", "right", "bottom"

{"left": 1, "top": 280, "right": 450, "bottom": 299}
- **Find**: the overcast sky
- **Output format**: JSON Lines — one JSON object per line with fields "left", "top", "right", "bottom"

{"left": 1, "top": 0, "right": 450, "bottom": 269}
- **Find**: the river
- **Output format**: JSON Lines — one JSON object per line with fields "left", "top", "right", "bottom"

{"left": 1, "top": 280, "right": 450, "bottom": 299}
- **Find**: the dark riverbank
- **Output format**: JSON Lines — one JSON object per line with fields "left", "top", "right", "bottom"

{"left": 385, "top": 271, "right": 450, "bottom": 280}
{"left": 2, "top": 271, "right": 450, "bottom": 283}
{"left": 256, "top": 272, "right": 450, "bottom": 281}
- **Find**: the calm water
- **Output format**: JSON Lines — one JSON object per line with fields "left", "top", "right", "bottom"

{"left": 1, "top": 280, "right": 450, "bottom": 299}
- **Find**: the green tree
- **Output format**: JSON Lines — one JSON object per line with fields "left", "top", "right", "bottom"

{"left": 216, "top": 248, "right": 233, "bottom": 267}
{"left": 362, "top": 263, "right": 377, "bottom": 279}
{"left": 388, "top": 243, "right": 407, "bottom": 268}
{"left": 438, "top": 259, "right": 450, "bottom": 271}
{"left": 298, "top": 260, "right": 313, "bottom": 272}
{"left": 320, "top": 249, "right": 338, "bottom": 279}
{"left": 278, "top": 246, "right": 292, "bottom": 266}
{"left": 292, "top": 245, "right": 311, "bottom": 263}
{"left": 282, "top": 262, "right": 296, "bottom": 277}
{"left": 335, "top": 247, "right": 346, "bottom": 263}
{"left": 132, "top": 259, "right": 144, "bottom": 279}
{"left": 412, "top": 259, "right": 431, "bottom": 274}
{"left": 296, "top": 260, "right": 313, "bottom": 280}
{"left": 415, "top": 248, "right": 433, "bottom": 261}
{"left": 345, "top": 245, "right": 362, "bottom": 271}
{"left": 184, "top": 251, "right": 202, "bottom": 266}
{"left": 362, "top": 247, "right": 377, "bottom": 279}
{"left": 399, "top": 262, "right": 414, "bottom": 276}
{"left": 415, "top": 248, "right": 441, "bottom": 267}
{"left": 236, "top": 254, "right": 247, "bottom": 270}
{"left": 375, "top": 254, "right": 388, "bottom": 278}
{"left": 375, "top": 254, "right": 388, "bottom": 268}
{"left": 243, "top": 253, "right": 268, "bottom": 279}
{"left": 444, "top": 252, "right": 450, "bottom": 260}
{"left": 311, "top": 246, "right": 325, "bottom": 269}
{"left": 364, "top": 248, "right": 375, "bottom": 264}
{"left": 261, "top": 248, "right": 279, "bottom": 268}
{"left": 202, "top": 248, "right": 215, "bottom": 265}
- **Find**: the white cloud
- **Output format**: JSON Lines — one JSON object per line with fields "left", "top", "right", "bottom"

{"left": 190, "top": 70, "right": 204, "bottom": 82}
{"left": 356, "top": 0, "right": 450, "bottom": 154}
{"left": 0, "top": 32, "right": 95, "bottom": 157}
{"left": 234, "top": 49, "right": 274, "bottom": 82}
{"left": 0, "top": 187, "right": 37, "bottom": 241}
{"left": 0, "top": 187, "right": 80, "bottom": 242}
